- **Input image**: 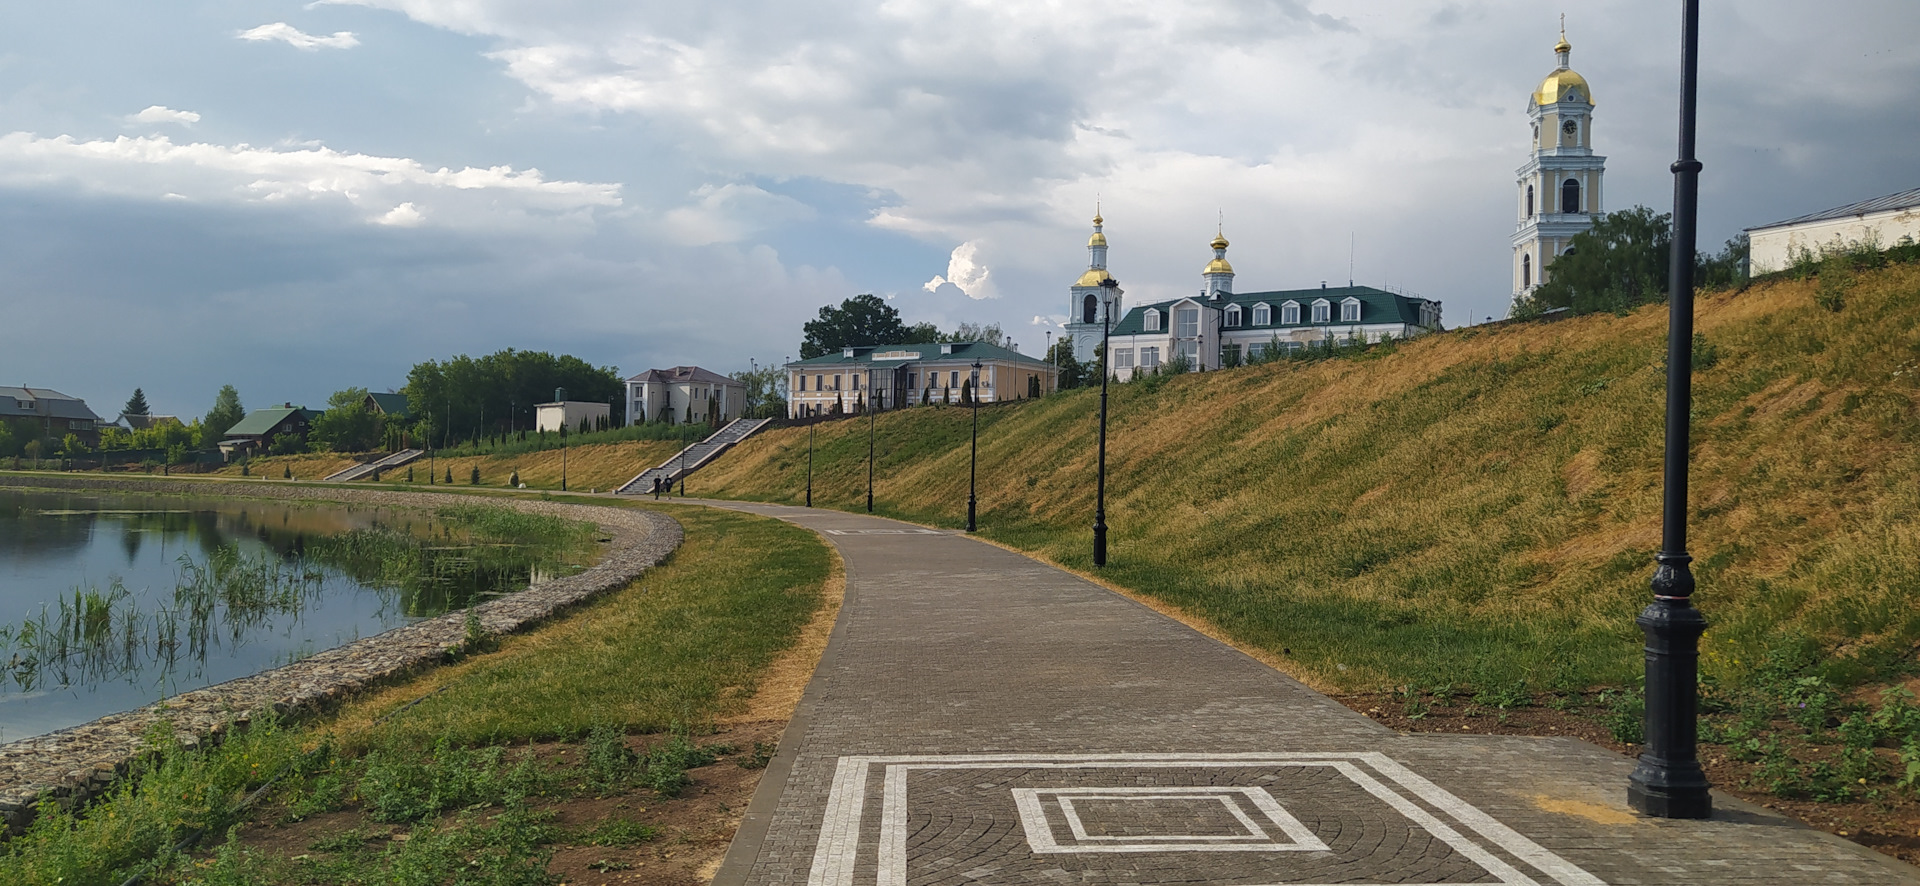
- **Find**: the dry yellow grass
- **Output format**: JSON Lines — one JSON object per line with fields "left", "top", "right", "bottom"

{"left": 210, "top": 439, "right": 684, "bottom": 493}
{"left": 699, "top": 265, "right": 1920, "bottom": 693}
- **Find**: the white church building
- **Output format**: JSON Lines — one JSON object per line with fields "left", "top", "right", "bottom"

{"left": 1512, "top": 25, "right": 1607, "bottom": 299}
{"left": 1059, "top": 214, "right": 1443, "bottom": 382}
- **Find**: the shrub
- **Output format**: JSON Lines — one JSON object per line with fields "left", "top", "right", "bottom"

{"left": 470, "top": 465, "right": 481, "bottom": 485}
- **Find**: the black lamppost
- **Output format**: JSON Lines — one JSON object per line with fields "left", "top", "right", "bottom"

{"left": 1629, "top": 0, "right": 1711, "bottom": 820}
{"left": 967, "top": 357, "right": 981, "bottom": 532}
{"left": 866, "top": 379, "right": 876, "bottom": 514}
{"left": 806, "top": 411, "right": 815, "bottom": 508}
{"left": 560, "top": 427, "right": 568, "bottom": 492}
{"left": 1093, "top": 277, "right": 1117, "bottom": 565}
{"left": 679, "top": 422, "right": 689, "bottom": 498}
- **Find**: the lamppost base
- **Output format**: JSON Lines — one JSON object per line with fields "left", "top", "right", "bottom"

{"left": 1093, "top": 522, "right": 1107, "bottom": 566}
{"left": 967, "top": 496, "right": 976, "bottom": 532}
{"left": 1627, "top": 762, "right": 1711, "bottom": 819}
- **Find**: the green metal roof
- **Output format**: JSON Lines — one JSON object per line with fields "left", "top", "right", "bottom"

{"left": 365, "top": 392, "right": 411, "bottom": 418}
{"left": 786, "top": 341, "right": 1052, "bottom": 369}
{"left": 1108, "top": 286, "right": 1430, "bottom": 336}
{"left": 223, "top": 406, "right": 319, "bottom": 438}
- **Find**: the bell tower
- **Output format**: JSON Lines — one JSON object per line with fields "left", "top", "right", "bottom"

{"left": 1512, "top": 20, "right": 1607, "bottom": 303}
{"left": 1064, "top": 208, "right": 1121, "bottom": 363}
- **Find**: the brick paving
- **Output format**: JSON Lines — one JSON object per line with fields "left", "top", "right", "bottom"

{"left": 703, "top": 502, "right": 1920, "bottom": 886}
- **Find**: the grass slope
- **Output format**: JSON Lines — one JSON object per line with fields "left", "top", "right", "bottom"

{"left": 698, "top": 265, "right": 1920, "bottom": 696}
{"left": 210, "top": 439, "right": 687, "bottom": 493}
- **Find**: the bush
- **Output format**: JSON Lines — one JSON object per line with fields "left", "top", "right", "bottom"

{"left": 470, "top": 465, "right": 481, "bottom": 485}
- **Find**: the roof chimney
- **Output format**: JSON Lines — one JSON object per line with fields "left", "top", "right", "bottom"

{"left": 1321, "top": 281, "right": 1327, "bottom": 289}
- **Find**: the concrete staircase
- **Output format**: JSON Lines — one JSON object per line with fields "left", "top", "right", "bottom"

{"left": 617, "top": 418, "right": 770, "bottom": 495}
{"left": 323, "top": 448, "right": 425, "bottom": 482}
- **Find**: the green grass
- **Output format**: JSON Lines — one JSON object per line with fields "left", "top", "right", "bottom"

{"left": 0, "top": 504, "right": 833, "bottom": 885}
{"left": 698, "top": 263, "right": 1920, "bottom": 698}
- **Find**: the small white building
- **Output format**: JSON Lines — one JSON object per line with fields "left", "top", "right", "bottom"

{"left": 535, "top": 400, "right": 610, "bottom": 433}
{"left": 625, "top": 366, "right": 745, "bottom": 426}
{"left": 1747, "top": 186, "right": 1920, "bottom": 273}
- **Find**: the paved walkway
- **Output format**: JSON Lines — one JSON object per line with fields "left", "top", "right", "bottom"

{"left": 703, "top": 502, "right": 1919, "bottom": 886}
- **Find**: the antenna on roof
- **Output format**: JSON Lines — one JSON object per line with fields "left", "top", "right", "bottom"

{"left": 1348, "top": 232, "right": 1355, "bottom": 288}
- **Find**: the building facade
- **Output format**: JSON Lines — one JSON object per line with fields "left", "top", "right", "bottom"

{"left": 0, "top": 386, "right": 104, "bottom": 448}
{"left": 1099, "top": 232, "right": 1441, "bottom": 382}
{"left": 1512, "top": 25, "right": 1606, "bottom": 301}
{"left": 625, "top": 366, "right": 745, "bottom": 426}
{"left": 1061, "top": 211, "right": 1123, "bottom": 364}
{"left": 219, "top": 404, "right": 319, "bottom": 458}
{"left": 1746, "top": 186, "right": 1920, "bottom": 273}
{"left": 535, "top": 400, "right": 611, "bottom": 433}
{"left": 785, "top": 342, "right": 1058, "bottom": 418}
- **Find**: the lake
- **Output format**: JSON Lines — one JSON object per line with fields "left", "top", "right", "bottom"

{"left": 0, "top": 488, "right": 595, "bottom": 741}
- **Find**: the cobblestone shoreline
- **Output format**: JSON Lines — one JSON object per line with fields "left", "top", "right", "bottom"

{"left": 0, "top": 475, "right": 681, "bottom": 834}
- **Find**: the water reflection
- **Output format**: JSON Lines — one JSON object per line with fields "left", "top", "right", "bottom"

{"left": 0, "top": 489, "right": 595, "bottom": 740}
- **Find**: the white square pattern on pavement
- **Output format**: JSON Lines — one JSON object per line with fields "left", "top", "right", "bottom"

{"left": 805, "top": 753, "right": 1607, "bottom": 886}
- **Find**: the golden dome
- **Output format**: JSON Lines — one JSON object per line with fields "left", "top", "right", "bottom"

{"left": 1536, "top": 67, "right": 1592, "bottom": 106}
{"left": 1092, "top": 213, "right": 1103, "bottom": 226}
{"left": 1210, "top": 234, "right": 1229, "bottom": 250}
{"left": 1089, "top": 231, "right": 1108, "bottom": 247}
{"left": 1204, "top": 257, "right": 1234, "bottom": 276}
{"left": 1075, "top": 267, "right": 1113, "bottom": 287}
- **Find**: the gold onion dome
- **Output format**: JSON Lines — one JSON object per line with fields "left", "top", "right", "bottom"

{"left": 1536, "top": 67, "right": 1592, "bottom": 106}
{"left": 1089, "top": 231, "right": 1108, "bottom": 247}
{"left": 1204, "top": 257, "right": 1234, "bottom": 275}
{"left": 1076, "top": 267, "right": 1114, "bottom": 287}
{"left": 1210, "top": 233, "right": 1229, "bottom": 250}
{"left": 1537, "top": 30, "right": 1592, "bottom": 106}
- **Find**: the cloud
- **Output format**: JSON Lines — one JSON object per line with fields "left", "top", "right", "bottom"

{"left": 129, "top": 106, "right": 200, "bottom": 126}
{"left": 0, "top": 132, "right": 620, "bottom": 229}
{"left": 922, "top": 240, "right": 996, "bottom": 300}
{"left": 377, "top": 202, "right": 424, "bottom": 226}
{"left": 237, "top": 23, "right": 360, "bottom": 50}
{"left": 661, "top": 182, "right": 816, "bottom": 246}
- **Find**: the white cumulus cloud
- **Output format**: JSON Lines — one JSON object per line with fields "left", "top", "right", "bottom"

{"left": 129, "top": 106, "right": 201, "bottom": 126}
{"left": 237, "top": 23, "right": 361, "bottom": 50}
{"left": 0, "top": 132, "right": 621, "bottom": 230}
{"left": 923, "top": 240, "right": 996, "bottom": 300}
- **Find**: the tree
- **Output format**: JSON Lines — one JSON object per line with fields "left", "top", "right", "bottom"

{"left": 1517, "top": 206, "right": 1672, "bottom": 317}
{"left": 310, "top": 388, "right": 384, "bottom": 452}
{"left": 960, "top": 379, "right": 973, "bottom": 405}
{"left": 204, "top": 385, "right": 245, "bottom": 441}
{"left": 123, "top": 388, "right": 150, "bottom": 418}
{"left": 1045, "top": 339, "right": 1086, "bottom": 390}
{"left": 801, "top": 294, "right": 911, "bottom": 358}
{"left": 735, "top": 364, "right": 788, "bottom": 419}
{"left": 941, "top": 322, "right": 1012, "bottom": 348}
{"left": 904, "top": 322, "right": 942, "bottom": 344}
{"left": 404, "top": 348, "right": 623, "bottom": 446}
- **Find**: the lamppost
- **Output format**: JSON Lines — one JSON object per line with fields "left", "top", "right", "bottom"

{"left": 560, "top": 427, "right": 568, "bottom": 492}
{"left": 805, "top": 411, "right": 815, "bottom": 508}
{"left": 1046, "top": 331, "right": 1053, "bottom": 393}
{"left": 967, "top": 357, "right": 981, "bottom": 532}
{"left": 1629, "top": 0, "right": 1711, "bottom": 820}
{"left": 1094, "top": 277, "right": 1117, "bottom": 565}
{"left": 679, "top": 422, "right": 689, "bottom": 498}
{"left": 866, "top": 379, "right": 876, "bottom": 514}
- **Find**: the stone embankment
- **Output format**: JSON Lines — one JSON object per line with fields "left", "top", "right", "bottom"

{"left": 0, "top": 475, "right": 682, "bottom": 834}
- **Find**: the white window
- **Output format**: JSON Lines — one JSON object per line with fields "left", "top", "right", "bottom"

{"left": 1140, "top": 347, "right": 1160, "bottom": 369}
{"left": 1175, "top": 340, "right": 1198, "bottom": 365}
{"left": 1224, "top": 306, "right": 1241, "bottom": 327}
{"left": 1143, "top": 309, "right": 1161, "bottom": 332}
{"left": 1281, "top": 302, "right": 1300, "bottom": 325}
{"left": 1176, "top": 307, "right": 1199, "bottom": 338}
{"left": 1252, "top": 303, "right": 1270, "bottom": 325}
{"left": 1341, "top": 298, "right": 1361, "bottom": 322}
{"left": 1312, "top": 299, "right": 1331, "bottom": 324}
{"left": 1113, "top": 348, "right": 1134, "bottom": 369}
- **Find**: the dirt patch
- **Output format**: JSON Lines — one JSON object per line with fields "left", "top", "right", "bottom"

{"left": 1336, "top": 691, "right": 1920, "bottom": 869}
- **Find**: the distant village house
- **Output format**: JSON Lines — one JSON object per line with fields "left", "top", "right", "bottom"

{"left": 219, "top": 403, "right": 320, "bottom": 460}
{"left": 1, "top": 387, "right": 105, "bottom": 448}
{"left": 625, "top": 367, "right": 745, "bottom": 426}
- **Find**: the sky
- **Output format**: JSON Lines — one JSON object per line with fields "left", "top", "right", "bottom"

{"left": 1, "top": 1, "right": 1915, "bottom": 419}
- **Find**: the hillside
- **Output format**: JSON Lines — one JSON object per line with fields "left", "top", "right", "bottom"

{"left": 698, "top": 265, "right": 1920, "bottom": 696}
{"left": 210, "top": 438, "right": 687, "bottom": 493}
